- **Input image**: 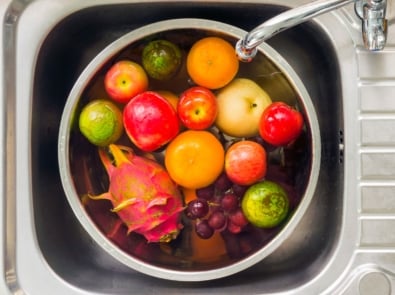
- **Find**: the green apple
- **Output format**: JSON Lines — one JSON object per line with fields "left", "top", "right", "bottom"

{"left": 215, "top": 78, "right": 272, "bottom": 138}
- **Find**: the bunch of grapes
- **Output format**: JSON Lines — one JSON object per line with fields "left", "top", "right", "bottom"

{"left": 185, "top": 173, "right": 250, "bottom": 239}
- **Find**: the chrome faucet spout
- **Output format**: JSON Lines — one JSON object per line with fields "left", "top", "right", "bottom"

{"left": 236, "top": 0, "right": 388, "bottom": 62}
{"left": 236, "top": 0, "right": 355, "bottom": 62}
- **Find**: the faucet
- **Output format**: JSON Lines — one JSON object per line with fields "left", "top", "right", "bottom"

{"left": 356, "top": 0, "right": 388, "bottom": 50}
{"left": 236, "top": 0, "right": 388, "bottom": 62}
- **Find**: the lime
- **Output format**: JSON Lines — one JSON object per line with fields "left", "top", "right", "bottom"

{"left": 78, "top": 99, "right": 124, "bottom": 146}
{"left": 241, "top": 181, "right": 289, "bottom": 228}
{"left": 142, "top": 40, "right": 182, "bottom": 80}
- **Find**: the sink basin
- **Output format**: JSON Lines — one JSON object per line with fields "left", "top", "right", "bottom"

{"left": 2, "top": 0, "right": 394, "bottom": 294}
{"left": 57, "top": 17, "right": 322, "bottom": 281}
{"left": 34, "top": 1, "right": 343, "bottom": 291}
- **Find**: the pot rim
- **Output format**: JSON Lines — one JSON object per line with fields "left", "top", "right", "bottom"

{"left": 58, "top": 18, "right": 321, "bottom": 281}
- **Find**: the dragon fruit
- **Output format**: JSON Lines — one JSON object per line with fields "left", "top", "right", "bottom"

{"left": 89, "top": 144, "right": 184, "bottom": 243}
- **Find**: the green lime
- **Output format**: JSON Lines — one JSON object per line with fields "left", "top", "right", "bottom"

{"left": 78, "top": 99, "right": 124, "bottom": 146}
{"left": 241, "top": 181, "right": 289, "bottom": 228}
{"left": 142, "top": 39, "right": 182, "bottom": 80}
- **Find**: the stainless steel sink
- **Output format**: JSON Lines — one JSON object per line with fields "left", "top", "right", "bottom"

{"left": 1, "top": 0, "right": 394, "bottom": 294}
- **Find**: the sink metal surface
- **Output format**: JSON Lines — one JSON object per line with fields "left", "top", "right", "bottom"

{"left": 1, "top": 0, "right": 395, "bottom": 294}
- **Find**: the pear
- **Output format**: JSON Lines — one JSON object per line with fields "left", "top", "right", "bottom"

{"left": 215, "top": 78, "right": 272, "bottom": 138}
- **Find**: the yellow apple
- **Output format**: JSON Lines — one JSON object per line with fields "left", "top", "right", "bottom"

{"left": 215, "top": 78, "right": 272, "bottom": 138}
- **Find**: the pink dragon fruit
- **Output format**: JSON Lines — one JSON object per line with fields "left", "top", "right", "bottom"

{"left": 89, "top": 144, "right": 184, "bottom": 243}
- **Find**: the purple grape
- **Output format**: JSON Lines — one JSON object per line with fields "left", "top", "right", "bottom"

{"left": 214, "top": 172, "right": 232, "bottom": 192}
{"left": 232, "top": 183, "right": 248, "bottom": 198}
{"left": 227, "top": 221, "right": 242, "bottom": 234}
{"left": 186, "top": 199, "right": 209, "bottom": 219}
{"left": 208, "top": 210, "right": 227, "bottom": 230}
{"left": 196, "top": 184, "right": 215, "bottom": 200}
{"left": 229, "top": 209, "right": 249, "bottom": 227}
{"left": 221, "top": 193, "right": 239, "bottom": 213}
{"left": 195, "top": 219, "right": 214, "bottom": 239}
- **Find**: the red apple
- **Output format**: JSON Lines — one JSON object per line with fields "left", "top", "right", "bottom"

{"left": 104, "top": 60, "right": 149, "bottom": 104}
{"left": 259, "top": 102, "right": 304, "bottom": 146}
{"left": 225, "top": 140, "right": 267, "bottom": 186}
{"left": 123, "top": 91, "right": 180, "bottom": 152}
{"left": 177, "top": 86, "right": 218, "bottom": 130}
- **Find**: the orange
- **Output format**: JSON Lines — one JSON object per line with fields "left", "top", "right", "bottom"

{"left": 190, "top": 227, "right": 226, "bottom": 261}
{"left": 186, "top": 37, "right": 239, "bottom": 89}
{"left": 165, "top": 130, "right": 224, "bottom": 189}
{"left": 156, "top": 90, "right": 179, "bottom": 111}
{"left": 180, "top": 189, "right": 226, "bottom": 260}
{"left": 182, "top": 187, "right": 198, "bottom": 203}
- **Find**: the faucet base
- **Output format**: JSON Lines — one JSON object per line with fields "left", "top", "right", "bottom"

{"left": 355, "top": 0, "right": 387, "bottom": 51}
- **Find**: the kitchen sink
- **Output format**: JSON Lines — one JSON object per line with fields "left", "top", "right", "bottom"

{"left": 1, "top": 0, "right": 395, "bottom": 294}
